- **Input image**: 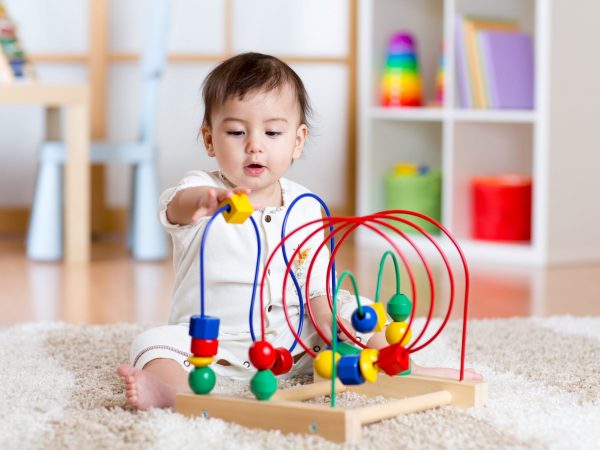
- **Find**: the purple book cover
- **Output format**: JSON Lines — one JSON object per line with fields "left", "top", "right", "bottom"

{"left": 479, "top": 30, "right": 534, "bottom": 109}
{"left": 455, "top": 15, "right": 471, "bottom": 108}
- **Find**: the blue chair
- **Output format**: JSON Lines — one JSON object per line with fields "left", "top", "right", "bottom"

{"left": 27, "top": 0, "right": 171, "bottom": 261}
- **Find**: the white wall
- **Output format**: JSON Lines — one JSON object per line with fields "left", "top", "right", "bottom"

{"left": 0, "top": 0, "right": 350, "bottom": 209}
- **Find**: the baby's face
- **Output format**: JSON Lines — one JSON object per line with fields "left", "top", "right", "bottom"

{"left": 202, "top": 83, "right": 307, "bottom": 205}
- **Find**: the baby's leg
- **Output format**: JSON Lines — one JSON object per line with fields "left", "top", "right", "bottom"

{"left": 117, "top": 359, "right": 190, "bottom": 410}
{"left": 118, "top": 324, "right": 192, "bottom": 410}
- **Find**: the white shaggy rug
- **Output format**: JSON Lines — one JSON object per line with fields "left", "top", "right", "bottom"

{"left": 1, "top": 317, "right": 599, "bottom": 450}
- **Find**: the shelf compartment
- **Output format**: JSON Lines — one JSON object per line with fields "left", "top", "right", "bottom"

{"left": 366, "top": 120, "right": 443, "bottom": 214}
{"left": 451, "top": 122, "right": 533, "bottom": 242}
{"left": 370, "top": 0, "right": 444, "bottom": 108}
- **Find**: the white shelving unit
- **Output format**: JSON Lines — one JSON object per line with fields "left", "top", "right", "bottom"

{"left": 356, "top": 0, "right": 600, "bottom": 267}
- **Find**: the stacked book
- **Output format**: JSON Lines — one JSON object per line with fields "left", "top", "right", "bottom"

{"left": 0, "top": 2, "right": 34, "bottom": 83}
{"left": 455, "top": 15, "right": 534, "bottom": 109}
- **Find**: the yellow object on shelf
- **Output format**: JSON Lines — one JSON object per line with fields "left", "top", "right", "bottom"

{"left": 393, "top": 162, "right": 419, "bottom": 176}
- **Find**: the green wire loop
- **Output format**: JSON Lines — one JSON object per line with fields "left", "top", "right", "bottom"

{"left": 330, "top": 270, "right": 361, "bottom": 407}
{"left": 374, "top": 250, "right": 401, "bottom": 303}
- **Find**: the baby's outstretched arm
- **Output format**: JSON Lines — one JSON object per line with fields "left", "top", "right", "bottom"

{"left": 167, "top": 186, "right": 252, "bottom": 225}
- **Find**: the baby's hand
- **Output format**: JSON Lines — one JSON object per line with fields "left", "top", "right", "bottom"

{"left": 318, "top": 317, "right": 356, "bottom": 343}
{"left": 191, "top": 186, "right": 252, "bottom": 222}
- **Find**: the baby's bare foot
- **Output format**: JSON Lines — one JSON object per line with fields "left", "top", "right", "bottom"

{"left": 117, "top": 364, "right": 177, "bottom": 410}
{"left": 411, "top": 363, "right": 483, "bottom": 381}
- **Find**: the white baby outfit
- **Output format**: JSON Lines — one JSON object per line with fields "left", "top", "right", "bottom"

{"left": 130, "top": 170, "right": 370, "bottom": 379}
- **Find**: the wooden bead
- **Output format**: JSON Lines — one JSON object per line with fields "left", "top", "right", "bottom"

{"left": 387, "top": 293, "right": 412, "bottom": 322}
{"left": 371, "top": 302, "right": 387, "bottom": 332}
{"left": 250, "top": 369, "right": 278, "bottom": 401}
{"left": 359, "top": 348, "right": 379, "bottom": 383}
{"left": 271, "top": 347, "right": 293, "bottom": 376}
{"left": 187, "top": 356, "right": 214, "bottom": 367}
{"left": 385, "top": 321, "right": 412, "bottom": 346}
{"left": 248, "top": 340, "right": 276, "bottom": 370}
{"left": 188, "top": 366, "right": 216, "bottom": 394}
{"left": 189, "top": 315, "right": 220, "bottom": 339}
{"left": 219, "top": 193, "right": 253, "bottom": 224}
{"left": 313, "top": 350, "right": 341, "bottom": 379}
{"left": 351, "top": 305, "right": 378, "bottom": 333}
{"left": 377, "top": 343, "right": 410, "bottom": 376}
{"left": 337, "top": 355, "right": 365, "bottom": 385}
{"left": 191, "top": 338, "right": 218, "bottom": 357}
{"left": 334, "top": 341, "right": 361, "bottom": 355}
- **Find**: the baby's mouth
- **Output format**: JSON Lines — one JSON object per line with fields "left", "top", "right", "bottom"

{"left": 244, "top": 163, "right": 266, "bottom": 176}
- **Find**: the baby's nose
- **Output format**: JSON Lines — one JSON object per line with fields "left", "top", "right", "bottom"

{"left": 246, "top": 136, "right": 264, "bottom": 153}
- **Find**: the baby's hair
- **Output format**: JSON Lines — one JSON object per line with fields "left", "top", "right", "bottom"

{"left": 201, "top": 52, "right": 312, "bottom": 129}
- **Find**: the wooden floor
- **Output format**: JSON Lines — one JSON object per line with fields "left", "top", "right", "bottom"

{"left": 1, "top": 234, "right": 600, "bottom": 325}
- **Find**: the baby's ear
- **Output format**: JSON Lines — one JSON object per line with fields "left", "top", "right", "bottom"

{"left": 201, "top": 126, "right": 215, "bottom": 157}
{"left": 293, "top": 124, "right": 308, "bottom": 160}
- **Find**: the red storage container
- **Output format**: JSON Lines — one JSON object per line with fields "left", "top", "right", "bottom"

{"left": 471, "top": 175, "right": 532, "bottom": 242}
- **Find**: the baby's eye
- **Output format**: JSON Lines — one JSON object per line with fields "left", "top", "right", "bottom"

{"left": 266, "top": 131, "right": 282, "bottom": 137}
{"left": 226, "top": 130, "right": 244, "bottom": 136}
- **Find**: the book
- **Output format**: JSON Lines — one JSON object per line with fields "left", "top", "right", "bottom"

{"left": 462, "top": 16, "right": 519, "bottom": 108}
{"left": 454, "top": 15, "right": 471, "bottom": 108}
{"left": 479, "top": 30, "right": 534, "bottom": 109}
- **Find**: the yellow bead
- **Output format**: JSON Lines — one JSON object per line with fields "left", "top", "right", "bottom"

{"left": 385, "top": 321, "right": 412, "bottom": 346}
{"left": 188, "top": 356, "right": 214, "bottom": 367}
{"left": 359, "top": 348, "right": 379, "bottom": 383}
{"left": 219, "top": 193, "right": 253, "bottom": 224}
{"left": 313, "top": 350, "right": 341, "bottom": 379}
{"left": 371, "top": 302, "right": 387, "bottom": 332}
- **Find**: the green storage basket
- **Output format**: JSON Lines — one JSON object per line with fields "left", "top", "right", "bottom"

{"left": 384, "top": 169, "right": 442, "bottom": 235}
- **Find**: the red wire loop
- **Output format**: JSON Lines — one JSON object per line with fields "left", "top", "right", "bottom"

{"left": 259, "top": 210, "right": 471, "bottom": 381}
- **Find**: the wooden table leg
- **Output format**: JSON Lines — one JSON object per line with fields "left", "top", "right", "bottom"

{"left": 64, "top": 102, "right": 90, "bottom": 263}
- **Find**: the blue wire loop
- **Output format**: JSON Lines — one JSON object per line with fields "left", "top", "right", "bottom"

{"left": 199, "top": 205, "right": 232, "bottom": 317}
{"left": 199, "top": 194, "right": 335, "bottom": 355}
{"left": 281, "top": 193, "right": 336, "bottom": 353}
{"left": 199, "top": 206, "right": 261, "bottom": 332}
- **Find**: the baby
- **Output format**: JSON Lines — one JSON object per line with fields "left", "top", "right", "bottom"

{"left": 118, "top": 52, "right": 481, "bottom": 410}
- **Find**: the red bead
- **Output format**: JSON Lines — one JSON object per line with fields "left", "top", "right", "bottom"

{"left": 271, "top": 347, "right": 293, "bottom": 375}
{"left": 377, "top": 343, "right": 410, "bottom": 376}
{"left": 248, "top": 340, "right": 276, "bottom": 370}
{"left": 191, "top": 338, "right": 219, "bottom": 357}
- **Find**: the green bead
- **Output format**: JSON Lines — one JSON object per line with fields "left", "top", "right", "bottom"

{"left": 335, "top": 340, "right": 362, "bottom": 355}
{"left": 250, "top": 370, "right": 278, "bottom": 401}
{"left": 387, "top": 293, "right": 412, "bottom": 322}
{"left": 189, "top": 366, "right": 216, "bottom": 394}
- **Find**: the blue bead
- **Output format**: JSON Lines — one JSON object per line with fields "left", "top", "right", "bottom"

{"left": 351, "top": 305, "right": 378, "bottom": 333}
{"left": 337, "top": 354, "right": 365, "bottom": 385}
{"left": 189, "top": 315, "right": 220, "bottom": 339}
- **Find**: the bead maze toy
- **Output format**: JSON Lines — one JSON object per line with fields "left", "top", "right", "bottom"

{"left": 175, "top": 193, "right": 487, "bottom": 444}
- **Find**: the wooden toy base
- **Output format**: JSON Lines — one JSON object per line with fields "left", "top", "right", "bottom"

{"left": 175, "top": 374, "right": 487, "bottom": 444}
